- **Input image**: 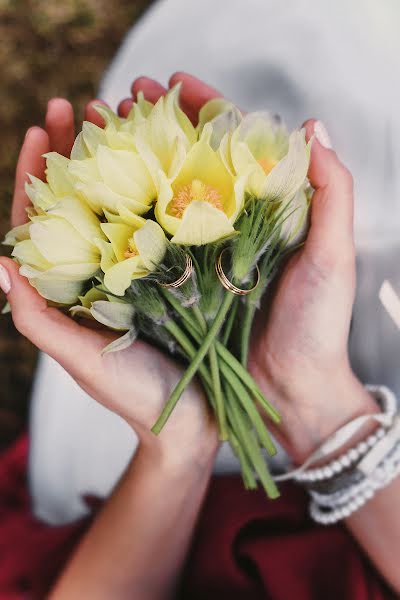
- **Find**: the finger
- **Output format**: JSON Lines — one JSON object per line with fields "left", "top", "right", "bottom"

{"left": 302, "top": 119, "right": 355, "bottom": 264}
{"left": 45, "top": 98, "right": 75, "bottom": 157}
{"left": 84, "top": 99, "right": 109, "bottom": 128}
{"left": 168, "top": 72, "right": 222, "bottom": 123}
{"left": 118, "top": 97, "right": 133, "bottom": 118}
{"left": 0, "top": 258, "right": 105, "bottom": 377}
{"left": 11, "top": 127, "right": 50, "bottom": 228}
{"left": 131, "top": 76, "right": 167, "bottom": 104}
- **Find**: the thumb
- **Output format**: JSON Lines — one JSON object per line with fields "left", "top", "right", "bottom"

{"left": 302, "top": 119, "right": 355, "bottom": 267}
{"left": 0, "top": 257, "right": 104, "bottom": 376}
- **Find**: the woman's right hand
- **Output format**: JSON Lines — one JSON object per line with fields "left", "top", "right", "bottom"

{"left": 0, "top": 98, "right": 217, "bottom": 467}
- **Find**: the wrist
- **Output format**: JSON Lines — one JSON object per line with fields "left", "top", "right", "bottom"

{"left": 255, "top": 362, "right": 379, "bottom": 465}
{"left": 136, "top": 420, "right": 219, "bottom": 474}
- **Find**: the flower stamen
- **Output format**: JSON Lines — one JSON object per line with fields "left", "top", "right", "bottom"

{"left": 169, "top": 179, "right": 223, "bottom": 218}
{"left": 124, "top": 239, "right": 139, "bottom": 259}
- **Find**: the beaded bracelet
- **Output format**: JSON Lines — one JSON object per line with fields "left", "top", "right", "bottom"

{"left": 310, "top": 434, "right": 400, "bottom": 524}
{"left": 273, "top": 385, "right": 397, "bottom": 484}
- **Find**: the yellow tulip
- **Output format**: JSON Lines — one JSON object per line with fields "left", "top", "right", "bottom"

{"left": 155, "top": 124, "right": 245, "bottom": 246}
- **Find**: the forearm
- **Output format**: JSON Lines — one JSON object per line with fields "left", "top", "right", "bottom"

{"left": 259, "top": 365, "right": 400, "bottom": 594}
{"left": 50, "top": 441, "right": 217, "bottom": 600}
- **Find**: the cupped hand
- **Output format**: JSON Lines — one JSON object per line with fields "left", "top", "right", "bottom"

{"left": 137, "top": 72, "right": 377, "bottom": 463}
{"left": 0, "top": 96, "right": 217, "bottom": 467}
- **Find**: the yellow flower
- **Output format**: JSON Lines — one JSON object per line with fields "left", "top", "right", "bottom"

{"left": 223, "top": 112, "right": 311, "bottom": 204}
{"left": 98, "top": 215, "right": 167, "bottom": 296}
{"left": 155, "top": 124, "right": 245, "bottom": 246}
{"left": 68, "top": 144, "right": 157, "bottom": 217}
{"left": 70, "top": 92, "right": 153, "bottom": 160}
{"left": 6, "top": 196, "right": 103, "bottom": 304}
{"left": 134, "top": 85, "right": 197, "bottom": 183}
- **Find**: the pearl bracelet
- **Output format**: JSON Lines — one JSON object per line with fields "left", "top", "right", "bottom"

{"left": 274, "top": 385, "right": 397, "bottom": 484}
{"left": 310, "top": 435, "right": 400, "bottom": 524}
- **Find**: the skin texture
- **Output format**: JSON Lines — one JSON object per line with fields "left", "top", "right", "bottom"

{"left": 0, "top": 74, "right": 399, "bottom": 597}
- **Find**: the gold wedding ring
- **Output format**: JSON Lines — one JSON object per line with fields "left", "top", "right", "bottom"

{"left": 215, "top": 248, "right": 260, "bottom": 296}
{"left": 158, "top": 253, "right": 193, "bottom": 288}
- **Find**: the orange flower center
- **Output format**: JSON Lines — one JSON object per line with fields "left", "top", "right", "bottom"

{"left": 124, "top": 239, "right": 139, "bottom": 259}
{"left": 169, "top": 179, "right": 223, "bottom": 218}
{"left": 258, "top": 156, "right": 278, "bottom": 175}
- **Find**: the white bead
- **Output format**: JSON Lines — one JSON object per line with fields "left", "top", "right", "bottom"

{"left": 376, "top": 428, "right": 385, "bottom": 440}
{"left": 368, "top": 434, "right": 378, "bottom": 446}
{"left": 322, "top": 466, "right": 333, "bottom": 479}
{"left": 357, "top": 441, "right": 368, "bottom": 454}
{"left": 364, "top": 488, "right": 374, "bottom": 500}
{"left": 341, "top": 455, "right": 351, "bottom": 468}
{"left": 332, "top": 461, "right": 342, "bottom": 474}
{"left": 348, "top": 448, "right": 359, "bottom": 462}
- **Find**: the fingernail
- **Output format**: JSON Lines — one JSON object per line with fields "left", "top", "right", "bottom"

{"left": 0, "top": 265, "right": 11, "bottom": 295}
{"left": 314, "top": 120, "right": 333, "bottom": 149}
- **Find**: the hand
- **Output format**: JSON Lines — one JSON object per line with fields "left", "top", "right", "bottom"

{"left": 128, "top": 73, "right": 377, "bottom": 463}
{"left": 0, "top": 96, "right": 217, "bottom": 469}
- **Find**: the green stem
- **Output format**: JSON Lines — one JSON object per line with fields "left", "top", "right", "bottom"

{"left": 162, "top": 290, "right": 227, "bottom": 440}
{"left": 209, "top": 342, "right": 228, "bottom": 440}
{"left": 225, "top": 385, "right": 279, "bottom": 499}
{"left": 240, "top": 299, "right": 256, "bottom": 367}
{"left": 152, "top": 292, "right": 234, "bottom": 434}
{"left": 164, "top": 320, "right": 212, "bottom": 388}
{"left": 221, "top": 364, "right": 276, "bottom": 456}
{"left": 191, "top": 304, "right": 207, "bottom": 333}
{"left": 162, "top": 289, "right": 280, "bottom": 425}
{"left": 221, "top": 295, "right": 239, "bottom": 346}
{"left": 230, "top": 432, "right": 257, "bottom": 490}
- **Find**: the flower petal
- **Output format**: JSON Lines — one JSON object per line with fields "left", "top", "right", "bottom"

{"left": 44, "top": 152, "right": 75, "bottom": 197}
{"left": 101, "top": 222, "right": 134, "bottom": 262}
{"left": 260, "top": 129, "right": 311, "bottom": 203}
{"left": 90, "top": 300, "right": 135, "bottom": 330}
{"left": 12, "top": 240, "right": 51, "bottom": 270}
{"left": 104, "top": 256, "right": 147, "bottom": 296}
{"left": 21, "top": 273, "right": 86, "bottom": 304}
{"left": 96, "top": 145, "right": 155, "bottom": 203}
{"left": 48, "top": 196, "right": 105, "bottom": 243}
{"left": 101, "top": 328, "right": 137, "bottom": 355}
{"left": 25, "top": 175, "right": 56, "bottom": 211}
{"left": 29, "top": 218, "right": 99, "bottom": 264}
{"left": 134, "top": 220, "right": 167, "bottom": 271}
{"left": 171, "top": 200, "right": 235, "bottom": 246}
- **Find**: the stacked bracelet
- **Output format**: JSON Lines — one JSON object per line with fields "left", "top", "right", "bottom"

{"left": 274, "top": 385, "right": 397, "bottom": 484}
{"left": 274, "top": 385, "right": 400, "bottom": 525}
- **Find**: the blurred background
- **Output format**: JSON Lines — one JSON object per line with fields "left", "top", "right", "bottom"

{"left": 0, "top": 0, "right": 153, "bottom": 449}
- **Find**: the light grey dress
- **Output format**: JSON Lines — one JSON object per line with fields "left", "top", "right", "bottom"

{"left": 29, "top": 0, "right": 400, "bottom": 524}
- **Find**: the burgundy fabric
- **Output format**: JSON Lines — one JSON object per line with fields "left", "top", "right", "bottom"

{"left": 0, "top": 435, "right": 394, "bottom": 600}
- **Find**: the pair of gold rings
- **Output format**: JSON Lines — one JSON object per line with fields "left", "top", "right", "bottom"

{"left": 159, "top": 249, "right": 259, "bottom": 296}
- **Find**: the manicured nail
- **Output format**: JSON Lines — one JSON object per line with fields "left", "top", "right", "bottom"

{"left": 0, "top": 265, "right": 11, "bottom": 294}
{"left": 314, "top": 120, "right": 333, "bottom": 149}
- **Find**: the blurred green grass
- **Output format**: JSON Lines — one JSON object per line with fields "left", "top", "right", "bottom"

{"left": 0, "top": 0, "right": 153, "bottom": 449}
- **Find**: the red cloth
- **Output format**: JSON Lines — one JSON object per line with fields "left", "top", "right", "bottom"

{"left": 0, "top": 435, "right": 394, "bottom": 600}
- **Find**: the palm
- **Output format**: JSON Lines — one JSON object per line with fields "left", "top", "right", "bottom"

{"left": 67, "top": 325, "right": 210, "bottom": 443}
{"left": 250, "top": 246, "right": 355, "bottom": 389}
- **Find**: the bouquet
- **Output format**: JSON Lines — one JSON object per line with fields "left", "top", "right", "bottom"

{"left": 4, "top": 86, "right": 312, "bottom": 498}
